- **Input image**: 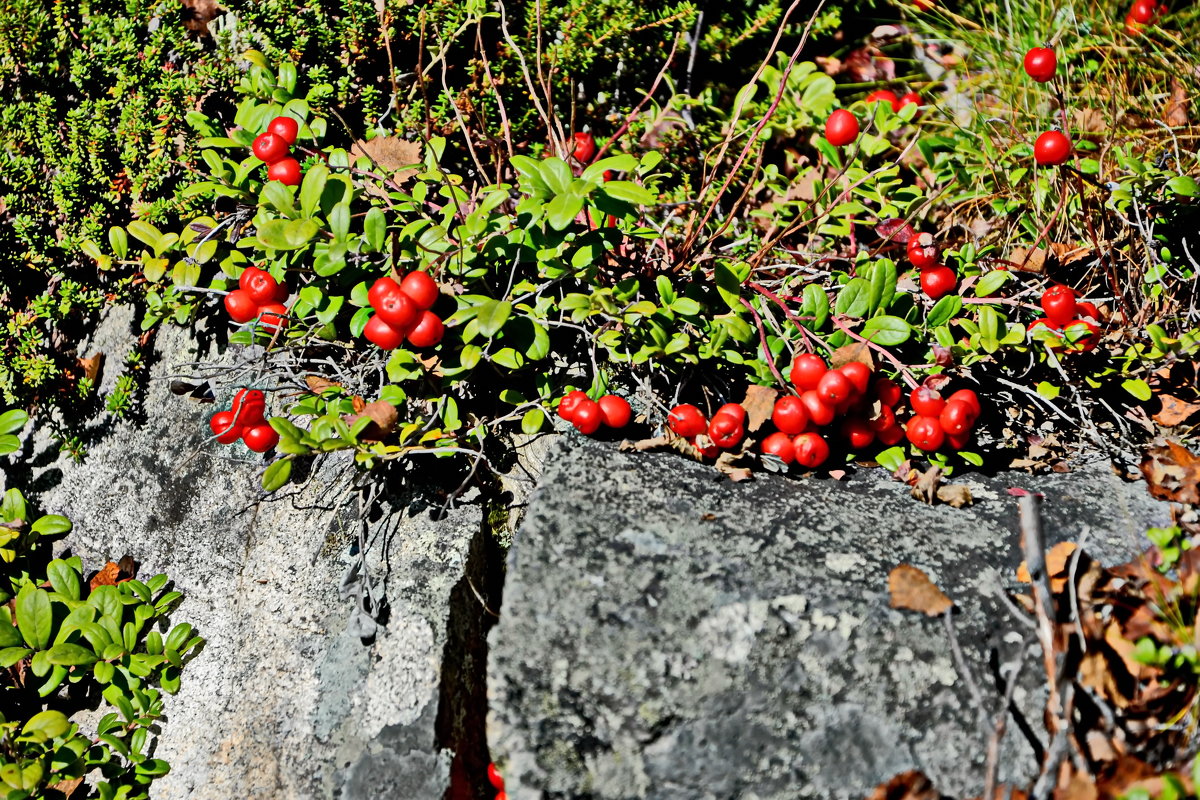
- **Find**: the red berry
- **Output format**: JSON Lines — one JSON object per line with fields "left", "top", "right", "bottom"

{"left": 913, "top": 0, "right": 935, "bottom": 11}
{"left": 363, "top": 314, "right": 405, "bottom": 350}
{"left": 939, "top": 400, "right": 977, "bottom": 436}
{"left": 251, "top": 132, "right": 290, "bottom": 164}
{"left": 487, "top": 764, "right": 505, "bottom": 791}
{"left": 817, "top": 369, "right": 853, "bottom": 406}
{"left": 1033, "top": 131, "right": 1071, "bottom": 166}
{"left": 400, "top": 271, "right": 440, "bottom": 310}
{"left": 824, "top": 109, "right": 859, "bottom": 148}
{"left": 267, "top": 157, "right": 302, "bottom": 185}
{"left": 838, "top": 362, "right": 872, "bottom": 395}
{"left": 257, "top": 303, "right": 289, "bottom": 332}
{"left": 598, "top": 395, "right": 632, "bottom": 428}
{"left": 406, "top": 311, "right": 444, "bottom": 348}
{"left": 231, "top": 388, "right": 266, "bottom": 426}
{"left": 920, "top": 265, "right": 957, "bottom": 300}
{"left": 1130, "top": 0, "right": 1157, "bottom": 23}
{"left": 946, "top": 431, "right": 972, "bottom": 450}
{"left": 209, "top": 411, "right": 243, "bottom": 444}
{"left": 375, "top": 290, "right": 419, "bottom": 333}
{"left": 713, "top": 403, "right": 747, "bottom": 424}
{"left": 496, "top": 794, "right": 510, "bottom": 800}
{"left": 1022, "top": 47, "right": 1057, "bottom": 82}
{"left": 772, "top": 395, "right": 811, "bottom": 434}
{"left": 868, "top": 405, "right": 896, "bottom": 432}
{"left": 572, "top": 400, "right": 604, "bottom": 434}
{"left": 789, "top": 353, "right": 828, "bottom": 391}
{"left": 793, "top": 432, "right": 830, "bottom": 468}
{"left": 760, "top": 431, "right": 796, "bottom": 464}
{"left": 1041, "top": 284, "right": 1077, "bottom": 326}
{"left": 224, "top": 289, "right": 260, "bottom": 323}
{"left": 906, "top": 415, "right": 945, "bottom": 451}
{"left": 272, "top": 281, "right": 290, "bottom": 303}
{"left": 239, "top": 266, "right": 268, "bottom": 292}
{"left": 1075, "top": 301, "right": 1100, "bottom": 322}
{"left": 368, "top": 276, "right": 403, "bottom": 310}
{"left": 874, "top": 376, "right": 902, "bottom": 407}
{"left": 877, "top": 423, "right": 905, "bottom": 446}
{"left": 267, "top": 116, "right": 299, "bottom": 145}
{"left": 242, "top": 423, "right": 280, "bottom": 453}
{"left": 896, "top": 92, "right": 921, "bottom": 114}
{"left": 947, "top": 389, "right": 981, "bottom": 416}
{"left": 602, "top": 169, "right": 615, "bottom": 182}
{"left": 668, "top": 404, "right": 707, "bottom": 438}
{"left": 571, "top": 132, "right": 597, "bottom": 163}
{"left": 708, "top": 414, "right": 744, "bottom": 449}
{"left": 800, "top": 390, "right": 835, "bottom": 427}
{"left": 243, "top": 269, "right": 279, "bottom": 305}
{"left": 910, "top": 387, "right": 946, "bottom": 417}
{"left": 1125, "top": 13, "right": 1145, "bottom": 34}
{"left": 558, "top": 390, "right": 589, "bottom": 421}
{"left": 841, "top": 417, "right": 876, "bottom": 450}
{"left": 865, "top": 89, "right": 899, "bottom": 107}
{"left": 906, "top": 232, "right": 938, "bottom": 269}
{"left": 1064, "top": 319, "right": 1100, "bottom": 352}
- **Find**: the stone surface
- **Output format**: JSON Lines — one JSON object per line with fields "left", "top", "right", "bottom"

{"left": 13, "top": 306, "right": 507, "bottom": 800}
{"left": 488, "top": 436, "right": 1173, "bottom": 799}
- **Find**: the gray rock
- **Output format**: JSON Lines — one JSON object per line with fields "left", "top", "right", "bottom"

{"left": 488, "top": 436, "right": 1172, "bottom": 799}
{"left": 23, "top": 307, "right": 507, "bottom": 800}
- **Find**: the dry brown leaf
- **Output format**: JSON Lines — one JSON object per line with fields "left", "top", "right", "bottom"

{"left": 1153, "top": 394, "right": 1200, "bottom": 427}
{"left": 1054, "top": 770, "right": 1098, "bottom": 800}
{"left": 865, "top": 771, "right": 941, "bottom": 800}
{"left": 1139, "top": 440, "right": 1200, "bottom": 505}
{"left": 345, "top": 401, "right": 398, "bottom": 441}
{"left": 89, "top": 555, "right": 136, "bottom": 591}
{"left": 305, "top": 375, "right": 341, "bottom": 394}
{"left": 78, "top": 353, "right": 103, "bottom": 384}
{"left": 740, "top": 385, "right": 778, "bottom": 433}
{"left": 351, "top": 395, "right": 366, "bottom": 414}
{"left": 1073, "top": 107, "right": 1109, "bottom": 133}
{"left": 714, "top": 450, "right": 753, "bottom": 482}
{"left": 1016, "top": 541, "right": 1076, "bottom": 591}
{"left": 1164, "top": 78, "right": 1189, "bottom": 128}
{"left": 829, "top": 340, "right": 875, "bottom": 371}
{"left": 935, "top": 484, "right": 973, "bottom": 508}
{"left": 909, "top": 466, "right": 943, "bottom": 504}
{"left": 47, "top": 778, "right": 85, "bottom": 798}
{"left": 181, "top": 0, "right": 221, "bottom": 35}
{"left": 349, "top": 136, "right": 422, "bottom": 175}
{"left": 888, "top": 564, "right": 953, "bottom": 616}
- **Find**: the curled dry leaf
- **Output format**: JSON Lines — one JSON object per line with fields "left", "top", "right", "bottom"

{"left": 1139, "top": 439, "right": 1200, "bottom": 505}
{"left": 351, "top": 395, "right": 366, "bottom": 414}
{"left": 349, "top": 137, "right": 421, "bottom": 186}
{"left": 344, "top": 400, "right": 398, "bottom": 441}
{"left": 740, "top": 384, "right": 778, "bottom": 433}
{"left": 78, "top": 353, "right": 103, "bottom": 383}
{"left": 1153, "top": 394, "right": 1200, "bottom": 428}
{"left": 1016, "top": 541, "right": 1076, "bottom": 592}
{"left": 89, "top": 555, "right": 137, "bottom": 591}
{"left": 714, "top": 450, "right": 753, "bottom": 482}
{"left": 888, "top": 564, "right": 953, "bottom": 617}
{"left": 305, "top": 375, "right": 341, "bottom": 394}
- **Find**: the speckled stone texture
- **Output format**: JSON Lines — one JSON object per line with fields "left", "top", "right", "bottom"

{"left": 487, "top": 436, "right": 1172, "bottom": 799}
{"left": 10, "top": 306, "right": 506, "bottom": 800}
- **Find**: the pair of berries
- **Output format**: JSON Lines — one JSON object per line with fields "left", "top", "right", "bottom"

{"left": 571, "top": 132, "right": 597, "bottom": 163}
{"left": 250, "top": 116, "right": 303, "bottom": 186}
{"left": 224, "top": 267, "right": 290, "bottom": 330}
{"left": 1020, "top": 47, "right": 1073, "bottom": 165}
{"left": 487, "top": 763, "right": 507, "bottom": 800}
{"left": 903, "top": 386, "right": 981, "bottom": 452}
{"left": 666, "top": 402, "right": 749, "bottom": 457}
{"left": 760, "top": 430, "right": 832, "bottom": 469}
{"left": 362, "top": 272, "right": 444, "bottom": 350}
{"left": 208, "top": 389, "right": 280, "bottom": 452}
{"left": 1126, "top": 0, "right": 1162, "bottom": 32}
{"left": 824, "top": 109, "right": 860, "bottom": 148}
{"left": 907, "top": 232, "right": 957, "bottom": 300}
{"left": 865, "top": 89, "right": 921, "bottom": 114}
{"left": 558, "top": 392, "right": 632, "bottom": 434}
{"left": 1030, "top": 284, "right": 1100, "bottom": 351}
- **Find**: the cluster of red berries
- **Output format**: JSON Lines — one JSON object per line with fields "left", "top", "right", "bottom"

{"left": 362, "top": 272, "right": 444, "bottom": 350}
{"left": 1125, "top": 0, "right": 1163, "bottom": 34}
{"left": 224, "top": 267, "right": 290, "bottom": 330}
{"left": 865, "top": 89, "right": 921, "bottom": 115}
{"left": 208, "top": 389, "right": 280, "bottom": 452}
{"left": 251, "top": 116, "right": 303, "bottom": 186}
{"left": 666, "top": 402, "right": 751, "bottom": 456}
{"left": 906, "top": 231, "right": 957, "bottom": 300}
{"left": 487, "top": 763, "right": 507, "bottom": 800}
{"left": 901, "top": 385, "right": 982, "bottom": 452}
{"left": 557, "top": 391, "right": 632, "bottom": 434}
{"left": 1029, "top": 284, "right": 1100, "bottom": 352}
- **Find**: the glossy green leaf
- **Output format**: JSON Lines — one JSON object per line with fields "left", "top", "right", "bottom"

{"left": 0, "top": 409, "right": 29, "bottom": 435}
{"left": 15, "top": 584, "right": 52, "bottom": 650}
{"left": 256, "top": 218, "right": 319, "bottom": 250}
{"left": 860, "top": 315, "right": 911, "bottom": 346}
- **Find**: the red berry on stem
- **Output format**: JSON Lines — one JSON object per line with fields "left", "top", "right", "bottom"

{"left": 375, "top": 291, "right": 419, "bottom": 332}
{"left": 868, "top": 405, "right": 896, "bottom": 432}
{"left": 1041, "top": 284, "right": 1077, "bottom": 326}
{"left": 1022, "top": 47, "right": 1057, "bottom": 82}
{"left": 239, "top": 266, "right": 269, "bottom": 292}
{"left": 572, "top": 400, "right": 604, "bottom": 434}
{"left": 598, "top": 395, "right": 632, "bottom": 428}
{"left": 713, "top": 403, "right": 747, "bottom": 424}
{"left": 668, "top": 404, "right": 707, "bottom": 438}
{"left": 906, "top": 233, "right": 938, "bottom": 269}
{"left": 838, "top": 362, "right": 872, "bottom": 395}
{"left": 267, "top": 157, "right": 302, "bottom": 185}
{"left": 272, "top": 281, "right": 289, "bottom": 303}
{"left": 400, "top": 271, "right": 440, "bottom": 310}
{"left": 817, "top": 369, "right": 853, "bottom": 406}
{"left": 1075, "top": 301, "right": 1100, "bottom": 322}
{"left": 947, "top": 431, "right": 972, "bottom": 450}
{"left": 760, "top": 431, "right": 796, "bottom": 464}
{"left": 874, "top": 376, "right": 902, "bottom": 407}
{"left": 209, "top": 411, "right": 243, "bottom": 444}
{"left": 1130, "top": 0, "right": 1157, "bottom": 23}
{"left": 558, "top": 391, "right": 590, "bottom": 421}
{"left": 910, "top": 387, "right": 946, "bottom": 417}
{"left": 772, "top": 396, "right": 810, "bottom": 435}
{"left": 708, "top": 414, "right": 744, "bottom": 449}
{"left": 906, "top": 415, "right": 945, "bottom": 451}
{"left": 406, "top": 311, "right": 444, "bottom": 348}
{"left": 789, "top": 353, "right": 828, "bottom": 391}
{"left": 571, "top": 132, "right": 597, "bottom": 163}
{"left": 252, "top": 132, "right": 290, "bottom": 164}
{"left": 1033, "top": 131, "right": 1072, "bottom": 166}
{"left": 896, "top": 92, "right": 921, "bottom": 114}
{"left": 231, "top": 388, "right": 266, "bottom": 426}
{"left": 242, "top": 423, "right": 280, "bottom": 453}
{"left": 921, "top": 265, "right": 957, "bottom": 300}
{"left": 939, "top": 400, "right": 977, "bottom": 435}
{"left": 363, "top": 314, "right": 405, "bottom": 350}
{"left": 257, "top": 303, "right": 289, "bottom": 332}
{"left": 1125, "top": 13, "right": 1145, "bottom": 34}
{"left": 865, "top": 89, "right": 899, "bottom": 107}
{"left": 267, "top": 116, "right": 299, "bottom": 145}
{"left": 368, "top": 276, "right": 403, "bottom": 310}
{"left": 877, "top": 423, "right": 905, "bottom": 446}
{"left": 224, "top": 289, "right": 259, "bottom": 323}
{"left": 793, "top": 432, "right": 830, "bottom": 468}
{"left": 824, "top": 109, "right": 859, "bottom": 148}
{"left": 243, "top": 269, "right": 279, "bottom": 305}
{"left": 842, "top": 417, "right": 876, "bottom": 450}
{"left": 800, "top": 390, "right": 835, "bottom": 427}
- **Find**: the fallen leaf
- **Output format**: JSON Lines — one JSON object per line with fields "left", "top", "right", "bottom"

{"left": 935, "top": 484, "right": 973, "bottom": 508}
{"left": 89, "top": 555, "right": 137, "bottom": 591}
{"left": 1139, "top": 440, "right": 1200, "bottom": 505}
{"left": 1164, "top": 78, "right": 1189, "bottom": 128}
{"left": 740, "top": 385, "right": 778, "bottom": 433}
{"left": 909, "top": 466, "right": 943, "bottom": 504}
{"left": 351, "top": 395, "right": 366, "bottom": 414}
{"left": 181, "top": 0, "right": 220, "bottom": 36}
{"left": 1016, "top": 541, "right": 1076, "bottom": 589}
{"left": 714, "top": 450, "right": 753, "bottom": 482}
{"left": 47, "top": 777, "right": 84, "bottom": 798}
{"left": 344, "top": 400, "right": 398, "bottom": 441}
{"left": 888, "top": 564, "right": 953, "bottom": 616}
{"left": 875, "top": 218, "right": 915, "bottom": 244}
{"left": 829, "top": 341, "right": 875, "bottom": 371}
{"left": 349, "top": 136, "right": 422, "bottom": 176}
{"left": 865, "top": 771, "right": 941, "bottom": 800}
{"left": 1153, "top": 394, "right": 1200, "bottom": 427}
{"left": 1073, "top": 107, "right": 1108, "bottom": 133}
{"left": 305, "top": 375, "right": 341, "bottom": 394}
{"left": 78, "top": 353, "right": 103, "bottom": 384}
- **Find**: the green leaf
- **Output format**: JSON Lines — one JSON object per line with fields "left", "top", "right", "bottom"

{"left": 835, "top": 278, "right": 871, "bottom": 318}
{"left": 46, "top": 560, "right": 80, "bottom": 601}
{"left": 540, "top": 158, "right": 573, "bottom": 195}
{"left": 30, "top": 515, "right": 72, "bottom": 536}
{"left": 0, "top": 760, "right": 43, "bottom": 790}
{"left": 0, "top": 409, "right": 29, "bottom": 435}
{"left": 476, "top": 300, "right": 513, "bottom": 338}
{"left": 15, "top": 584, "right": 52, "bottom": 650}
{"left": 926, "top": 295, "right": 962, "bottom": 328}
{"left": 1167, "top": 176, "right": 1199, "bottom": 197}
{"left": 0, "top": 434, "right": 19, "bottom": 455}
{"left": 126, "top": 220, "right": 164, "bottom": 251}
{"left": 973, "top": 270, "right": 1011, "bottom": 297}
{"left": 866, "top": 260, "right": 897, "bottom": 314}
{"left": 1036, "top": 381, "right": 1060, "bottom": 400}
{"left": 262, "top": 458, "right": 293, "bottom": 492}
{"left": 713, "top": 262, "right": 744, "bottom": 310}
{"left": 256, "top": 218, "right": 320, "bottom": 250}
{"left": 0, "top": 646, "right": 30, "bottom": 668}
{"left": 1123, "top": 378, "right": 1152, "bottom": 402}
{"left": 546, "top": 190, "right": 585, "bottom": 230}
{"left": 801, "top": 284, "right": 829, "bottom": 331}
{"left": 860, "top": 315, "right": 911, "bottom": 346}
{"left": 45, "top": 643, "right": 98, "bottom": 666}
{"left": 581, "top": 154, "right": 638, "bottom": 181}
{"left": 261, "top": 180, "right": 295, "bottom": 216}
{"left": 959, "top": 451, "right": 984, "bottom": 466}
{"left": 364, "top": 207, "right": 387, "bottom": 252}
{"left": 521, "top": 408, "right": 545, "bottom": 435}
{"left": 875, "top": 446, "right": 906, "bottom": 472}
{"left": 23, "top": 709, "right": 70, "bottom": 739}
{"left": 601, "top": 180, "right": 657, "bottom": 206}
{"left": 2, "top": 488, "right": 26, "bottom": 523}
